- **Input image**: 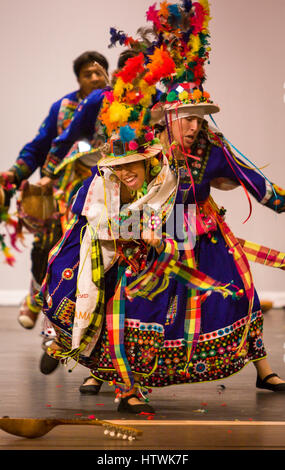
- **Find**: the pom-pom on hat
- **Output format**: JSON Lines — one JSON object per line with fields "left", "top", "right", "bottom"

{"left": 159, "top": 81, "right": 220, "bottom": 122}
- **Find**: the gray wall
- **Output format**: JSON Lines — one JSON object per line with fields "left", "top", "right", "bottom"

{"left": 0, "top": 0, "right": 284, "bottom": 298}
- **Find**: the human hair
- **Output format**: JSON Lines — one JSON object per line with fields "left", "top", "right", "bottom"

{"left": 73, "top": 51, "right": 109, "bottom": 77}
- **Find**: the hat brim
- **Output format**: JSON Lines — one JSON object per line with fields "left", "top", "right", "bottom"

{"left": 166, "top": 102, "right": 220, "bottom": 118}
{"left": 55, "top": 147, "right": 104, "bottom": 174}
{"left": 98, "top": 144, "right": 162, "bottom": 167}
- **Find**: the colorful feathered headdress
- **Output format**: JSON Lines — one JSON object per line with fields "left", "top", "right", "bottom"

{"left": 108, "top": 0, "right": 218, "bottom": 120}
{"left": 97, "top": 30, "right": 178, "bottom": 167}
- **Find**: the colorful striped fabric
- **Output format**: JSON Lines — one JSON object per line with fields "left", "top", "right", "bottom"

{"left": 208, "top": 197, "right": 255, "bottom": 356}
{"left": 179, "top": 224, "right": 202, "bottom": 375}
{"left": 105, "top": 236, "right": 237, "bottom": 391}
{"left": 78, "top": 230, "right": 105, "bottom": 353}
{"left": 237, "top": 238, "right": 285, "bottom": 269}
{"left": 55, "top": 148, "right": 100, "bottom": 174}
{"left": 125, "top": 237, "right": 241, "bottom": 378}
{"left": 208, "top": 196, "right": 285, "bottom": 356}
{"left": 182, "top": 289, "right": 202, "bottom": 374}
{"left": 106, "top": 270, "right": 135, "bottom": 392}
{"left": 126, "top": 238, "right": 240, "bottom": 300}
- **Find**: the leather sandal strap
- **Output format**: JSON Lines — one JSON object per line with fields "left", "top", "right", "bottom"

{"left": 262, "top": 373, "right": 279, "bottom": 384}
{"left": 121, "top": 393, "right": 138, "bottom": 401}
{"left": 82, "top": 377, "right": 91, "bottom": 384}
{"left": 82, "top": 376, "right": 100, "bottom": 384}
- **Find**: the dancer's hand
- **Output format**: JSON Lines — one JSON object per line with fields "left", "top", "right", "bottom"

{"left": 142, "top": 230, "right": 165, "bottom": 254}
{"left": 264, "top": 184, "right": 285, "bottom": 213}
{"left": 36, "top": 176, "right": 53, "bottom": 188}
{"left": 0, "top": 171, "right": 15, "bottom": 184}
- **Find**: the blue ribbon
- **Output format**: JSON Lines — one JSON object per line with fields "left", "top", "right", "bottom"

{"left": 209, "top": 114, "right": 277, "bottom": 200}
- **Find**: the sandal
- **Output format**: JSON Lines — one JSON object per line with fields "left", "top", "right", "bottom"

{"left": 40, "top": 352, "right": 60, "bottom": 375}
{"left": 18, "top": 297, "right": 40, "bottom": 329}
{"left": 256, "top": 373, "right": 285, "bottom": 392}
{"left": 79, "top": 376, "right": 103, "bottom": 395}
{"left": 117, "top": 393, "right": 155, "bottom": 414}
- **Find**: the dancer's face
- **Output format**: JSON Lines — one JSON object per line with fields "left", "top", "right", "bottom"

{"left": 171, "top": 116, "right": 203, "bottom": 150}
{"left": 78, "top": 62, "right": 108, "bottom": 98}
{"left": 113, "top": 160, "right": 146, "bottom": 191}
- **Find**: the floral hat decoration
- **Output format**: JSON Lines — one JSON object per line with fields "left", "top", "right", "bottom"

{"left": 96, "top": 32, "right": 178, "bottom": 168}
{"left": 135, "top": 0, "right": 220, "bottom": 121}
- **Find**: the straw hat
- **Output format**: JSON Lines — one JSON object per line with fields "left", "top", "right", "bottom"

{"left": 98, "top": 134, "right": 163, "bottom": 168}
{"left": 153, "top": 82, "right": 220, "bottom": 125}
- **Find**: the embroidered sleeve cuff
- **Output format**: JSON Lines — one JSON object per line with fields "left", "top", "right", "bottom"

{"left": 9, "top": 160, "right": 33, "bottom": 187}
{"left": 41, "top": 153, "right": 62, "bottom": 178}
{"left": 261, "top": 182, "right": 285, "bottom": 213}
{"left": 260, "top": 180, "right": 274, "bottom": 205}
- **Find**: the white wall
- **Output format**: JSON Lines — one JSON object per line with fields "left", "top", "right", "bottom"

{"left": 0, "top": 0, "right": 284, "bottom": 303}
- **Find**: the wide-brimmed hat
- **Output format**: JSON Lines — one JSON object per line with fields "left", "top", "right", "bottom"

{"left": 55, "top": 140, "right": 104, "bottom": 174}
{"left": 165, "top": 86, "right": 220, "bottom": 118}
{"left": 152, "top": 82, "right": 220, "bottom": 125}
{"left": 98, "top": 134, "right": 162, "bottom": 167}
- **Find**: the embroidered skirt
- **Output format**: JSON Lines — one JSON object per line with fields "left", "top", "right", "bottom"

{"left": 41, "top": 214, "right": 266, "bottom": 388}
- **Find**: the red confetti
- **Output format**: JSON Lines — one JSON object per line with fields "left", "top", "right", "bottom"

{"left": 45, "top": 404, "right": 52, "bottom": 407}
{"left": 96, "top": 403, "right": 105, "bottom": 406}
{"left": 88, "top": 415, "right": 96, "bottom": 419}
{"left": 221, "top": 403, "right": 227, "bottom": 406}
{"left": 201, "top": 402, "right": 208, "bottom": 406}
{"left": 147, "top": 415, "right": 154, "bottom": 420}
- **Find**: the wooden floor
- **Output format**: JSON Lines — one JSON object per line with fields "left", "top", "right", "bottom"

{"left": 1, "top": 305, "right": 285, "bottom": 453}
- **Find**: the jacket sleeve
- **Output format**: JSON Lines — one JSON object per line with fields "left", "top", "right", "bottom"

{"left": 42, "top": 87, "right": 110, "bottom": 178}
{"left": 9, "top": 100, "right": 61, "bottom": 186}
{"left": 207, "top": 141, "right": 285, "bottom": 212}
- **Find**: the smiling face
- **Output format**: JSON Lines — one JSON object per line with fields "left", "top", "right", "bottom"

{"left": 77, "top": 62, "right": 108, "bottom": 98}
{"left": 113, "top": 160, "right": 146, "bottom": 192}
{"left": 171, "top": 116, "right": 203, "bottom": 150}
